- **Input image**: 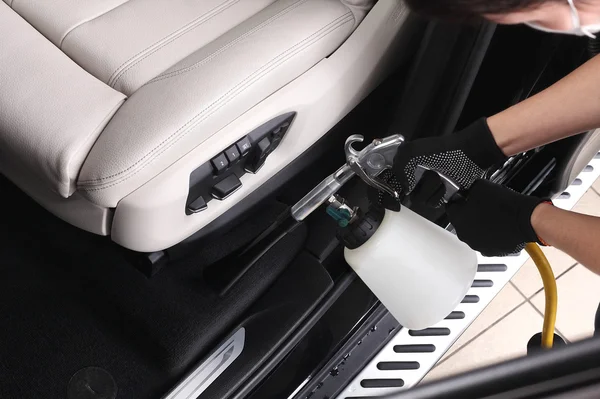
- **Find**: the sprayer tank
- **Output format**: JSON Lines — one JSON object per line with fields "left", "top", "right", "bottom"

{"left": 344, "top": 207, "right": 478, "bottom": 330}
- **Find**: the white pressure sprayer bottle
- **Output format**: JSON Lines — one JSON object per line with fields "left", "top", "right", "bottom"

{"left": 291, "top": 135, "right": 477, "bottom": 330}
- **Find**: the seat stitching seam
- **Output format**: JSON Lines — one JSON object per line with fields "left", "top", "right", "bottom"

{"left": 108, "top": 0, "right": 239, "bottom": 88}
{"left": 80, "top": 14, "right": 352, "bottom": 187}
{"left": 80, "top": 9, "right": 346, "bottom": 185}
{"left": 63, "top": 99, "right": 126, "bottom": 194}
{"left": 78, "top": 14, "right": 353, "bottom": 189}
{"left": 147, "top": 0, "right": 309, "bottom": 84}
{"left": 80, "top": 16, "right": 353, "bottom": 191}
{"left": 59, "top": 0, "right": 133, "bottom": 49}
{"left": 107, "top": 0, "right": 235, "bottom": 86}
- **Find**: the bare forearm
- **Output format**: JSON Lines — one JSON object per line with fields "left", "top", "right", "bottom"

{"left": 531, "top": 203, "right": 600, "bottom": 274}
{"left": 487, "top": 54, "right": 600, "bottom": 156}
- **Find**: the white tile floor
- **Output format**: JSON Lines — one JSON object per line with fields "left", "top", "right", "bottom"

{"left": 422, "top": 180, "right": 600, "bottom": 383}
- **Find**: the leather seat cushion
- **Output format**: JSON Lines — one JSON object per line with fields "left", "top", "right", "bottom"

{"left": 77, "top": 0, "right": 357, "bottom": 207}
{"left": 1, "top": 0, "right": 365, "bottom": 205}
{"left": 8, "top": 0, "right": 277, "bottom": 95}
{"left": 0, "top": 2, "right": 126, "bottom": 197}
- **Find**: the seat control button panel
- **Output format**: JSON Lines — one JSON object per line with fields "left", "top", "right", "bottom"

{"left": 187, "top": 196, "right": 207, "bottom": 213}
{"left": 224, "top": 145, "right": 241, "bottom": 163}
{"left": 212, "top": 175, "right": 242, "bottom": 200}
{"left": 186, "top": 112, "right": 296, "bottom": 215}
{"left": 211, "top": 153, "right": 229, "bottom": 175}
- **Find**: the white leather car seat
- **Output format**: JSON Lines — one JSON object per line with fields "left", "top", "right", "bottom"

{"left": 0, "top": 0, "right": 411, "bottom": 252}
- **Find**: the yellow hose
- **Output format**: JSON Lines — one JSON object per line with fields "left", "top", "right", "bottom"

{"left": 525, "top": 243, "right": 558, "bottom": 349}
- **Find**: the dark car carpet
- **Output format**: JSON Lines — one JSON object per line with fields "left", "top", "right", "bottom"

{"left": 0, "top": 176, "right": 306, "bottom": 399}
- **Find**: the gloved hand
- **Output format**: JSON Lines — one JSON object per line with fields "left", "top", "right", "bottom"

{"left": 393, "top": 118, "right": 507, "bottom": 206}
{"left": 447, "top": 179, "right": 549, "bottom": 256}
{"left": 367, "top": 169, "right": 403, "bottom": 211}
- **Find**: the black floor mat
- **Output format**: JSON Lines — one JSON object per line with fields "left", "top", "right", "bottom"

{"left": 0, "top": 177, "right": 307, "bottom": 399}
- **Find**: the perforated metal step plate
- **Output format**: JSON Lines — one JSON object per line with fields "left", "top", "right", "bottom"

{"left": 337, "top": 155, "right": 600, "bottom": 398}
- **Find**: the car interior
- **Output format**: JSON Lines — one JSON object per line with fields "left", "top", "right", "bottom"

{"left": 0, "top": 1, "right": 419, "bottom": 397}
{"left": 3, "top": 1, "right": 600, "bottom": 398}
{"left": 0, "top": 0, "right": 406, "bottom": 252}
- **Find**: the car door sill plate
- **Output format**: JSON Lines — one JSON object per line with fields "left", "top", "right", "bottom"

{"left": 337, "top": 155, "right": 600, "bottom": 398}
{"left": 164, "top": 328, "right": 245, "bottom": 399}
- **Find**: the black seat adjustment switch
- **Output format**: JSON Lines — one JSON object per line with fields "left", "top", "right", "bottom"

{"left": 236, "top": 136, "right": 252, "bottom": 155}
{"left": 245, "top": 137, "right": 272, "bottom": 173}
{"left": 187, "top": 196, "right": 207, "bottom": 213}
{"left": 186, "top": 113, "right": 296, "bottom": 214}
{"left": 224, "top": 145, "right": 241, "bottom": 164}
{"left": 211, "top": 153, "right": 229, "bottom": 175}
{"left": 212, "top": 175, "right": 242, "bottom": 200}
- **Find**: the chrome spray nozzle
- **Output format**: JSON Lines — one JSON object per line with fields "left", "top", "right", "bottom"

{"left": 291, "top": 134, "right": 404, "bottom": 221}
{"left": 344, "top": 134, "right": 404, "bottom": 200}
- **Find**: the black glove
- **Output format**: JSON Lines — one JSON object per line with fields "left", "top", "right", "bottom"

{"left": 446, "top": 179, "right": 548, "bottom": 257}
{"left": 393, "top": 118, "right": 507, "bottom": 205}
{"left": 367, "top": 170, "right": 403, "bottom": 211}
{"left": 368, "top": 169, "right": 447, "bottom": 211}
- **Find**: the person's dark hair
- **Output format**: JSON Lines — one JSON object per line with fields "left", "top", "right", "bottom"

{"left": 404, "top": 0, "right": 551, "bottom": 21}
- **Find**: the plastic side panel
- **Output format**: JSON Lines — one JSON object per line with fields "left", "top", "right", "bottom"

{"left": 199, "top": 251, "right": 334, "bottom": 399}
{"left": 164, "top": 328, "right": 246, "bottom": 399}
{"left": 111, "top": 0, "right": 412, "bottom": 252}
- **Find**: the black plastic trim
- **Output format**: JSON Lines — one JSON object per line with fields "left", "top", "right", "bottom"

{"left": 185, "top": 113, "right": 295, "bottom": 214}
{"left": 291, "top": 304, "right": 400, "bottom": 399}
{"left": 230, "top": 272, "right": 358, "bottom": 399}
